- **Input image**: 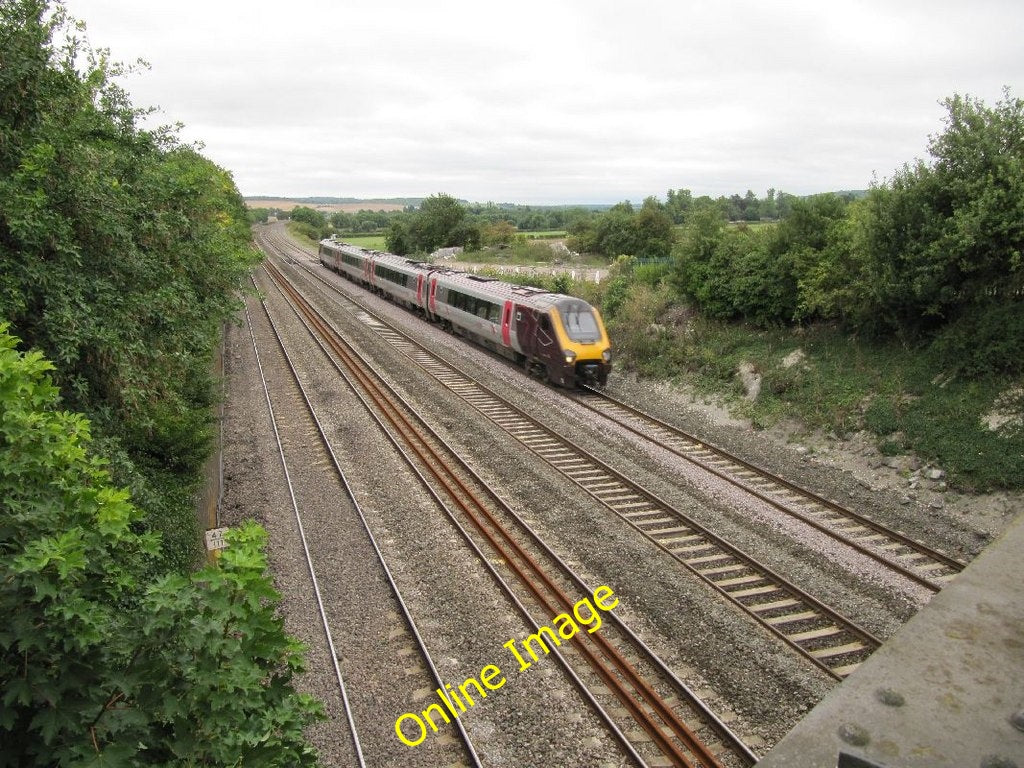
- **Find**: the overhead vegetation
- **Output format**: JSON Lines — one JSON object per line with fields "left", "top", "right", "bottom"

{"left": 386, "top": 192, "right": 482, "bottom": 254}
{"left": 1, "top": 0, "right": 259, "bottom": 568}
{"left": 669, "top": 89, "right": 1024, "bottom": 376}
{"left": 1, "top": 1, "right": 321, "bottom": 762}
{"left": 0, "top": 328, "right": 321, "bottom": 765}
{"left": 566, "top": 89, "right": 1024, "bottom": 491}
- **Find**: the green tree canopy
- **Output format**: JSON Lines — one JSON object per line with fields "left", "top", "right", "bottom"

{"left": 0, "top": 326, "right": 321, "bottom": 765}
{"left": 1, "top": 0, "right": 258, "bottom": 568}
{"left": 665, "top": 88, "right": 1024, "bottom": 372}
{"left": 386, "top": 193, "right": 481, "bottom": 254}
{"left": 567, "top": 197, "right": 674, "bottom": 259}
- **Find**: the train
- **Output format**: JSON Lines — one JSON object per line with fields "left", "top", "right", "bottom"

{"left": 317, "top": 238, "right": 612, "bottom": 387}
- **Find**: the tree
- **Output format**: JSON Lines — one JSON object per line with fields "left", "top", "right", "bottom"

{"left": 761, "top": 188, "right": 778, "bottom": 220}
{"left": 565, "top": 215, "right": 598, "bottom": 254}
{"left": 571, "top": 198, "right": 674, "bottom": 259}
{"left": 806, "top": 89, "right": 1024, "bottom": 345}
{"left": 329, "top": 210, "right": 353, "bottom": 230}
{"left": 385, "top": 217, "right": 413, "bottom": 255}
{"left": 289, "top": 206, "right": 325, "bottom": 227}
{"left": 0, "top": 326, "right": 322, "bottom": 765}
{"left": 409, "top": 193, "right": 475, "bottom": 251}
{"left": 481, "top": 219, "right": 519, "bottom": 246}
{"left": 633, "top": 197, "right": 675, "bottom": 258}
{"left": 924, "top": 89, "right": 1024, "bottom": 305}
{"left": 670, "top": 207, "right": 726, "bottom": 304}
{"left": 665, "top": 188, "right": 693, "bottom": 224}
{"left": 0, "top": 0, "right": 258, "bottom": 570}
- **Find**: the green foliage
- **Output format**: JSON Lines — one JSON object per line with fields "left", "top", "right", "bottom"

{"left": 664, "top": 186, "right": 801, "bottom": 224}
{"left": 602, "top": 296, "right": 1024, "bottom": 490}
{"left": 633, "top": 261, "right": 671, "bottom": 286}
{"left": 604, "top": 283, "right": 677, "bottom": 369}
{"left": 930, "top": 300, "right": 1024, "bottom": 377}
{"left": 0, "top": 0, "right": 259, "bottom": 570}
{"left": 385, "top": 217, "right": 413, "bottom": 254}
{"left": 288, "top": 205, "right": 327, "bottom": 236}
{"left": 247, "top": 207, "right": 271, "bottom": 224}
{"left": 669, "top": 90, "right": 1023, "bottom": 371}
{"left": 0, "top": 326, "right": 321, "bottom": 765}
{"left": 800, "top": 90, "right": 1024, "bottom": 356}
{"left": 287, "top": 207, "right": 329, "bottom": 242}
{"left": 288, "top": 220, "right": 325, "bottom": 246}
{"left": 671, "top": 196, "right": 849, "bottom": 326}
{"left": 566, "top": 197, "right": 675, "bottom": 259}
{"left": 481, "top": 219, "right": 519, "bottom": 246}
{"left": 551, "top": 272, "right": 571, "bottom": 295}
{"left": 389, "top": 193, "right": 481, "bottom": 254}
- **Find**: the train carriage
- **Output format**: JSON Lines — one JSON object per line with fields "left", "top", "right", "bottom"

{"left": 367, "top": 251, "right": 429, "bottom": 310}
{"left": 319, "top": 238, "right": 612, "bottom": 387}
{"left": 319, "top": 239, "right": 369, "bottom": 284}
{"left": 320, "top": 239, "right": 429, "bottom": 311}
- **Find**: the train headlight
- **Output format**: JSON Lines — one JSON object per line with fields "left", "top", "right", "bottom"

{"left": 564, "top": 351, "right": 577, "bottom": 364}
{"left": 602, "top": 349, "right": 612, "bottom": 362}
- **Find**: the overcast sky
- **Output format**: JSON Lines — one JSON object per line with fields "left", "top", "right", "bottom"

{"left": 64, "top": 1, "right": 1023, "bottom": 205}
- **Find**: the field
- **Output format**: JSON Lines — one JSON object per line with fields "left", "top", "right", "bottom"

{"left": 245, "top": 198, "right": 406, "bottom": 213}
{"left": 341, "top": 234, "right": 389, "bottom": 250}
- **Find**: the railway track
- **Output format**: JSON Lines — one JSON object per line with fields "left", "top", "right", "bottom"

{"left": 244, "top": 280, "right": 481, "bottom": 767}
{"left": 272, "top": 235, "right": 961, "bottom": 591}
{"left": 258, "top": 236, "right": 885, "bottom": 681}
{"left": 258, "top": 257, "right": 758, "bottom": 768}
{"left": 569, "top": 388, "right": 966, "bottom": 592}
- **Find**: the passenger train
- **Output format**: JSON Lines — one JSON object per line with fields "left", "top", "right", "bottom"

{"left": 318, "top": 238, "right": 612, "bottom": 387}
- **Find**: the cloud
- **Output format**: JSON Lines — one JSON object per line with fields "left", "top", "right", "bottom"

{"left": 68, "top": 0, "right": 1024, "bottom": 203}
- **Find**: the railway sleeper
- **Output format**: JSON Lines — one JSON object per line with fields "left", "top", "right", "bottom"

{"left": 658, "top": 533, "right": 704, "bottom": 546}
{"left": 554, "top": 460, "right": 593, "bottom": 470}
{"left": 583, "top": 480, "right": 623, "bottom": 490}
{"left": 903, "top": 551, "right": 940, "bottom": 563}
{"left": 698, "top": 563, "right": 748, "bottom": 577}
{"left": 809, "top": 641, "right": 867, "bottom": 660}
{"left": 831, "top": 662, "right": 862, "bottom": 677}
{"left": 687, "top": 553, "right": 734, "bottom": 566}
{"left": 728, "top": 584, "right": 781, "bottom": 598}
{"left": 765, "top": 610, "right": 819, "bottom": 626}
{"left": 616, "top": 501, "right": 656, "bottom": 510}
{"left": 636, "top": 516, "right": 675, "bottom": 528}
{"left": 715, "top": 574, "right": 765, "bottom": 588}
{"left": 786, "top": 625, "right": 844, "bottom": 643}
{"left": 672, "top": 542, "right": 717, "bottom": 555}
{"left": 748, "top": 597, "right": 800, "bottom": 613}
{"left": 915, "top": 561, "right": 953, "bottom": 572}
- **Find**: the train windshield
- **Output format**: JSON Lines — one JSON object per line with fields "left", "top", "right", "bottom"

{"left": 557, "top": 300, "right": 601, "bottom": 343}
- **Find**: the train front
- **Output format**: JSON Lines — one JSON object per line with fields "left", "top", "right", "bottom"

{"left": 549, "top": 297, "right": 612, "bottom": 386}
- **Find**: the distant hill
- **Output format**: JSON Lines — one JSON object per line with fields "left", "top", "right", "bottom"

{"left": 244, "top": 196, "right": 618, "bottom": 213}
{"left": 244, "top": 197, "right": 422, "bottom": 212}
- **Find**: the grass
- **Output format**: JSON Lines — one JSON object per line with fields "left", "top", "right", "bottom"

{"left": 340, "top": 234, "right": 388, "bottom": 250}
{"left": 455, "top": 242, "right": 610, "bottom": 269}
{"left": 602, "top": 282, "right": 1024, "bottom": 492}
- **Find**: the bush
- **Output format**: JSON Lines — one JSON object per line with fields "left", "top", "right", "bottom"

{"left": 930, "top": 300, "right": 1024, "bottom": 377}
{"left": 0, "top": 0, "right": 258, "bottom": 570}
{"left": 0, "top": 326, "right": 322, "bottom": 765}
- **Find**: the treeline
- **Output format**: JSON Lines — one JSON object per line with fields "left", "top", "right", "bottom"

{"left": 667, "top": 90, "right": 1024, "bottom": 375}
{"left": 1, "top": 2, "right": 253, "bottom": 568}
{"left": 276, "top": 191, "right": 814, "bottom": 254}
{"left": 1, "top": 1, "right": 319, "bottom": 762}
{"left": 275, "top": 189, "right": 816, "bottom": 244}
